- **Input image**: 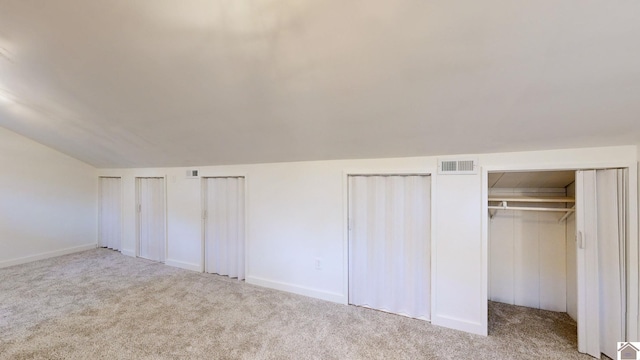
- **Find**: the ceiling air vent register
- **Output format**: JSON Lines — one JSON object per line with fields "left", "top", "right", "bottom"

{"left": 438, "top": 159, "right": 478, "bottom": 175}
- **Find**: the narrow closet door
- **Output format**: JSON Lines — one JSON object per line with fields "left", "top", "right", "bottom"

{"left": 204, "top": 177, "right": 245, "bottom": 280}
{"left": 137, "top": 177, "right": 166, "bottom": 263}
{"left": 348, "top": 175, "right": 431, "bottom": 320}
{"left": 576, "top": 169, "right": 627, "bottom": 359}
{"left": 98, "top": 177, "right": 122, "bottom": 250}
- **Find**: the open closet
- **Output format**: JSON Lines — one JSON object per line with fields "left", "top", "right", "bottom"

{"left": 488, "top": 170, "right": 577, "bottom": 316}
{"left": 487, "top": 170, "right": 580, "bottom": 355}
{"left": 488, "top": 169, "right": 630, "bottom": 359}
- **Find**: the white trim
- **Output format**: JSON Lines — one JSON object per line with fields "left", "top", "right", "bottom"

{"left": 244, "top": 176, "right": 250, "bottom": 283}
{"left": 430, "top": 171, "right": 439, "bottom": 328}
{"left": 480, "top": 166, "right": 489, "bottom": 335}
{"left": 342, "top": 171, "right": 350, "bottom": 305}
{"left": 135, "top": 177, "right": 140, "bottom": 258}
{"left": 343, "top": 168, "right": 434, "bottom": 176}
{"left": 165, "top": 259, "right": 201, "bottom": 272}
{"left": 97, "top": 177, "right": 102, "bottom": 248}
{"left": 246, "top": 275, "right": 345, "bottom": 304}
{"left": 0, "top": 243, "right": 97, "bottom": 268}
{"left": 431, "top": 314, "right": 485, "bottom": 336}
{"left": 198, "top": 170, "right": 249, "bottom": 178}
{"left": 164, "top": 175, "right": 168, "bottom": 263}
{"left": 200, "top": 177, "right": 207, "bottom": 273}
{"left": 627, "top": 161, "right": 639, "bottom": 342}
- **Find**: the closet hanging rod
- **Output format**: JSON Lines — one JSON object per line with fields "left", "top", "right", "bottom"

{"left": 488, "top": 205, "right": 575, "bottom": 213}
{"left": 488, "top": 196, "right": 575, "bottom": 203}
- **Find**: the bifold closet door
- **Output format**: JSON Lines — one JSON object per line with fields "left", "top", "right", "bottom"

{"left": 204, "top": 177, "right": 245, "bottom": 280}
{"left": 98, "top": 177, "right": 122, "bottom": 250}
{"left": 576, "top": 169, "right": 627, "bottom": 359}
{"left": 348, "top": 175, "right": 431, "bottom": 320}
{"left": 137, "top": 177, "right": 166, "bottom": 263}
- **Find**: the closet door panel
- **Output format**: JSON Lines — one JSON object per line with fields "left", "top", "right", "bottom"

{"left": 489, "top": 210, "right": 515, "bottom": 304}
{"left": 513, "top": 211, "right": 540, "bottom": 308}
{"left": 539, "top": 212, "right": 567, "bottom": 312}
{"left": 348, "top": 175, "right": 431, "bottom": 320}
{"left": 138, "top": 179, "right": 150, "bottom": 259}
{"left": 204, "top": 177, "right": 245, "bottom": 280}
{"left": 138, "top": 178, "right": 165, "bottom": 262}
{"left": 98, "top": 177, "right": 122, "bottom": 250}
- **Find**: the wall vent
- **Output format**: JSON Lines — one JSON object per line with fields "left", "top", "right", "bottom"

{"left": 186, "top": 169, "right": 200, "bottom": 178}
{"left": 438, "top": 159, "right": 478, "bottom": 175}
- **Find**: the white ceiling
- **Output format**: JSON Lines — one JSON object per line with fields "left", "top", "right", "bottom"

{"left": 0, "top": 1, "right": 639, "bottom": 168}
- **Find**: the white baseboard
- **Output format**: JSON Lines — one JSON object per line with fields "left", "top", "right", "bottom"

{"left": 121, "top": 249, "right": 136, "bottom": 257}
{"left": 431, "top": 314, "right": 486, "bottom": 336}
{"left": 165, "top": 259, "right": 201, "bottom": 272}
{"left": 246, "top": 276, "right": 345, "bottom": 304}
{"left": 0, "top": 243, "right": 97, "bottom": 269}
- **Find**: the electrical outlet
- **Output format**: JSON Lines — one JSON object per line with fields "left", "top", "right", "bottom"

{"left": 314, "top": 258, "right": 322, "bottom": 270}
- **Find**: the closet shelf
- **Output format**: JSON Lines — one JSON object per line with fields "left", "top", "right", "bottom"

{"left": 488, "top": 196, "right": 575, "bottom": 203}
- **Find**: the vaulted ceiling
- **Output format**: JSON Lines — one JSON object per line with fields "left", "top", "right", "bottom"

{"left": 1, "top": 1, "right": 639, "bottom": 168}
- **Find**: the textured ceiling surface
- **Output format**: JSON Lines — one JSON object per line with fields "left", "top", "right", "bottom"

{"left": 0, "top": 1, "right": 639, "bottom": 168}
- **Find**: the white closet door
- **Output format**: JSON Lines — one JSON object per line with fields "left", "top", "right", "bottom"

{"left": 204, "top": 177, "right": 245, "bottom": 280}
{"left": 98, "top": 177, "right": 122, "bottom": 250}
{"left": 576, "top": 169, "right": 627, "bottom": 359}
{"left": 348, "top": 175, "right": 431, "bottom": 320}
{"left": 137, "top": 177, "right": 166, "bottom": 263}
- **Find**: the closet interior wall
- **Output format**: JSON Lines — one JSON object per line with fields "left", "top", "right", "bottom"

{"left": 488, "top": 171, "right": 576, "bottom": 314}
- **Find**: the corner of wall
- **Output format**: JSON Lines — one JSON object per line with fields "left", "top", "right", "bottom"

{"left": 0, "top": 127, "right": 98, "bottom": 265}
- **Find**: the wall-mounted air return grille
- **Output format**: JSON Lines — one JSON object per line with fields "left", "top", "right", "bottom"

{"left": 186, "top": 169, "right": 200, "bottom": 179}
{"left": 438, "top": 159, "right": 478, "bottom": 175}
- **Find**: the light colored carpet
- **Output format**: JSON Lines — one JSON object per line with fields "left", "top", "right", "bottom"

{"left": 0, "top": 249, "right": 596, "bottom": 360}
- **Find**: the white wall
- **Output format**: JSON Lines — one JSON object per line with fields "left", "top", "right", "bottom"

{"left": 489, "top": 188, "right": 568, "bottom": 312}
{"left": 98, "top": 145, "right": 638, "bottom": 337}
{"left": 0, "top": 127, "right": 97, "bottom": 267}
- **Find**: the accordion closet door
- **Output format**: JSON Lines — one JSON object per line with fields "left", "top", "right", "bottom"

{"left": 137, "top": 177, "right": 166, "bottom": 263}
{"left": 203, "top": 177, "right": 245, "bottom": 280}
{"left": 98, "top": 177, "right": 122, "bottom": 251}
{"left": 576, "top": 169, "right": 628, "bottom": 359}
{"left": 348, "top": 174, "right": 431, "bottom": 320}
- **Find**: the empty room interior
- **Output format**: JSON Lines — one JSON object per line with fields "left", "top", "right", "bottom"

{"left": 1, "top": 1, "right": 640, "bottom": 359}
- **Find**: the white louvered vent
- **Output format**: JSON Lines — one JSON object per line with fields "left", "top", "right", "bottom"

{"left": 186, "top": 169, "right": 200, "bottom": 179}
{"left": 438, "top": 159, "right": 478, "bottom": 175}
